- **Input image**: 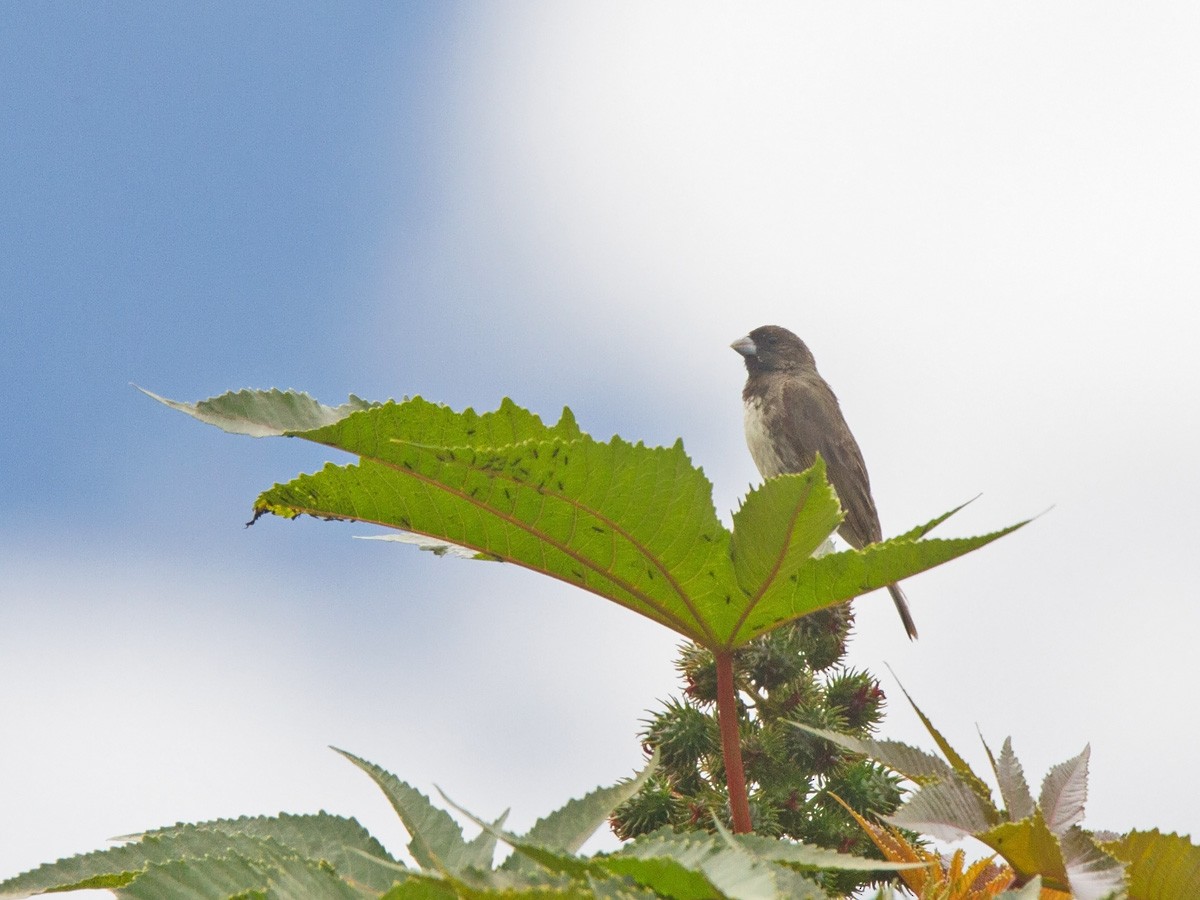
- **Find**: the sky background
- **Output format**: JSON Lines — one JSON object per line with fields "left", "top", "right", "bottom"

{"left": 3, "top": 3, "right": 1199, "bottom": 891}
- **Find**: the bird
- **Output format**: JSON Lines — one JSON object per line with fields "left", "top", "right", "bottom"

{"left": 731, "top": 324, "right": 918, "bottom": 640}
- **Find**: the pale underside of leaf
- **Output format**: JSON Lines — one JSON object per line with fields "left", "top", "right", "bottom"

{"left": 789, "top": 724, "right": 956, "bottom": 784}
{"left": 140, "top": 386, "right": 378, "bottom": 437}
{"left": 1039, "top": 745, "right": 1090, "bottom": 835}
{"left": 1058, "top": 826, "right": 1126, "bottom": 900}
{"left": 357, "top": 533, "right": 497, "bottom": 560}
{"left": 0, "top": 813, "right": 397, "bottom": 900}
{"left": 994, "top": 737, "right": 1036, "bottom": 823}
{"left": 333, "top": 748, "right": 497, "bottom": 877}
{"left": 886, "top": 777, "right": 998, "bottom": 843}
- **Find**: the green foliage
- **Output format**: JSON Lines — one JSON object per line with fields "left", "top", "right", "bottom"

{"left": 144, "top": 389, "right": 1023, "bottom": 652}
{"left": 5, "top": 387, "right": 1043, "bottom": 898}
{"left": 612, "top": 608, "right": 906, "bottom": 897}
{"left": 796, "top": 690, "right": 1200, "bottom": 900}
{"left": 1103, "top": 830, "right": 1200, "bottom": 900}
{"left": 0, "top": 751, "right": 916, "bottom": 899}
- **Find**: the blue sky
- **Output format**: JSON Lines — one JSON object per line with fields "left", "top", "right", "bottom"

{"left": 4, "top": 3, "right": 1200, "bottom": 889}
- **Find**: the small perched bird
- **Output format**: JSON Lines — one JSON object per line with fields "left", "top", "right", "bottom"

{"left": 731, "top": 325, "right": 918, "bottom": 640}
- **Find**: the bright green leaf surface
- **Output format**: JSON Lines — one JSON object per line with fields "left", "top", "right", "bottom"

{"left": 149, "top": 390, "right": 1027, "bottom": 651}
{"left": 1104, "top": 829, "right": 1200, "bottom": 900}
{"left": 977, "top": 810, "right": 1068, "bottom": 891}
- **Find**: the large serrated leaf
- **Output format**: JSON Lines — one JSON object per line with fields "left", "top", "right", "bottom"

{"left": 610, "top": 829, "right": 808, "bottom": 900}
{"left": 789, "top": 723, "right": 956, "bottom": 784}
{"left": 1104, "top": 829, "right": 1200, "bottom": 900}
{"left": 115, "top": 852, "right": 277, "bottom": 899}
{"left": 257, "top": 435, "right": 737, "bottom": 642}
{"left": 886, "top": 778, "right": 998, "bottom": 842}
{"left": 724, "top": 460, "right": 844, "bottom": 641}
{"left": 377, "top": 873, "right": 461, "bottom": 899}
{"left": 139, "top": 387, "right": 378, "bottom": 437}
{"left": 115, "top": 845, "right": 376, "bottom": 899}
{"left": 502, "top": 755, "right": 657, "bottom": 872}
{"left": 334, "top": 749, "right": 497, "bottom": 876}
{"left": 132, "top": 811, "right": 400, "bottom": 892}
{"left": 977, "top": 810, "right": 1069, "bottom": 891}
{"left": 1039, "top": 745, "right": 1090, "bottom": 835}
{"left": 149, "top": 391, "right": 1027, "bottom": 651}
{"left": 1058, "top": 826, "right": 1126, "bottom": 900}
{"left": 727, "top": 831, "right": 921, "bottom": 874}
{"left": 0, "top": 813, "right": 396, "bottom": 900}
{"left": 263, "top": 853, "right": 376, "bottom": 900}
{"left": 893, "top": 684, "right": 996, "bottom": 809}
{"left": 994, "top": 737, "right": 1036, "bottom": 823}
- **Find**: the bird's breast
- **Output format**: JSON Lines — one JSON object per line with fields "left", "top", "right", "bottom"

{"left": 742, "top": 396, "right": 786, "bottom": 479}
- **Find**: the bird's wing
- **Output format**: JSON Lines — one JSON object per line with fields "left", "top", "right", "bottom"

{"left": 779, "top": 375, "right": 884, "bottom": 548}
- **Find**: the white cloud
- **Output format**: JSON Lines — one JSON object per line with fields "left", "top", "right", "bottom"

{"left": 365, "top": 0, "right": 1200, "bottom": 844}
{"left": 0, "top": 541, "right": 679, "bottom": 885}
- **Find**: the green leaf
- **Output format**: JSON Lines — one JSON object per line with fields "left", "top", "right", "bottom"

{"left": 262, "top": 854, "right": 377, "bottom": 900}
{"left": 150, "top": 391, "right": 1026, "bottom": 652}
{"left": 1104, "top": 829, "right": 1200, "bottom": 900}
{"left": 605, "top": 830, "right": 787, "bottom": 900}
{"left": 116, "top": 847, "right": 374, "bottom": 900}
{"left": 1058, "top": 826, "right": 1126, "bottom": 900}
{"left": 995, "top": 876, "right": 1045, "bottom": 899}
{"left": 886, "top": 778, "right": 997, "bottom": 842}
{"left": 0, "top": 813, "right": 396, "bottom": 900}
{"left": 129, "top": 812, "right": 401, "bottom": 893}
{"left": 736, "top": 514, "right": 1023, "bottom": 645}
{"left": 448, "top": 791, "right": 887, "bottom": 900}
{"left": 725, "top": 831, "right": 922, "bottom": 874}
{"left": 335, "top": 749, "right": 498, "bottom": 876}
{"left": 115, "top": 852, "right": 277, "bottom": 899}
{"left": 788, "top": 724, "right": 956, "bottom": 785}
{"left": 258, "top": 416, "right": 738, "bottom": 645}
{"left": 976, "top": 810, "right": 1068, "bottom": 891}
{"left": 139, "top": 387, "right": 377, "bottom": 437}
{"left": 728, "top": 461, "right": 843, "bottom": 610}
{"left": 377, "top": 875, "right": 461, "bottom": 900}
{"left": 892, "top": 682, "right": 995, "bottom": 809}
{"left": 502, "top": 754, "right": 658, "bottom": 872}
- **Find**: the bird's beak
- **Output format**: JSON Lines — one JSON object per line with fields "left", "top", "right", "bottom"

{"left": 730, "top": 335, "right": 757, "bottom": 358}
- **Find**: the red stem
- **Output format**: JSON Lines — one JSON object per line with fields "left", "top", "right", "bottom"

{"left": 715, "top": 650, "right": 752, "bottom": 833}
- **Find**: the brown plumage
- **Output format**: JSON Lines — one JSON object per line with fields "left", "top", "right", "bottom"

{"left": 731, "top": 325, "right": 918, "bottom": 640}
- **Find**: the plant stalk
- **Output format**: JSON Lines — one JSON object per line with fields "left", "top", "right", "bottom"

{"left": 715, "top": 650, "right": 752, "bottom": 833}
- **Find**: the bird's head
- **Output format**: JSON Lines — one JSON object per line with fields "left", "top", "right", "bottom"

{"left": 730, "top": 325, "right": 816, "bottom": 374}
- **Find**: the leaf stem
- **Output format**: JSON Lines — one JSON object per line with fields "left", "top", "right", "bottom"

{"left": 715, "top": 651, "right": 752, "bottom": 833}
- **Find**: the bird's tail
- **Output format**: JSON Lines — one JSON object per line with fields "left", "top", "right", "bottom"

{"left": 888, "top": 583, "right": 919, "bottom": 640}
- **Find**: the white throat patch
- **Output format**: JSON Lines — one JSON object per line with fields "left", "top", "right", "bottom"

{"left": 742, "top": 395, "right": 786, "bottom": 479}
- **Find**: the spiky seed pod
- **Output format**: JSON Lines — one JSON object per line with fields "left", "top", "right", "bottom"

{"left": 609, "top": 775, "right": 685, "bottom": 840}
{"left": 825, "top": 667, "right": 886, "bottom": 732}
{"left": 640, "top": 697, "right": 720, "bottom": 773}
